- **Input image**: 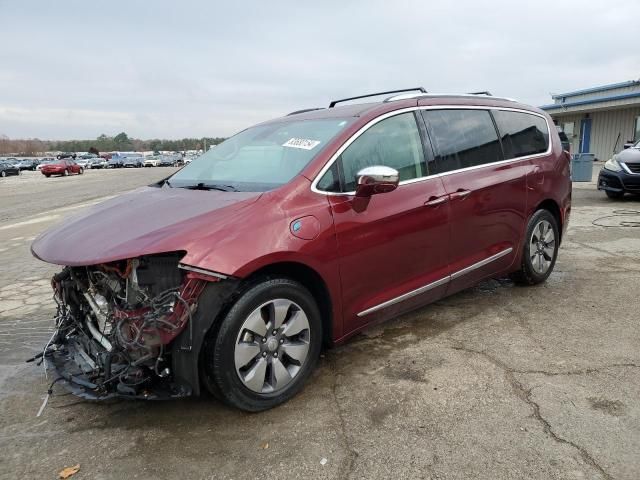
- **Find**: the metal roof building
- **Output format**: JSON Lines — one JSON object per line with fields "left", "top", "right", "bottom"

{"left": 540, "top": 80, "right": 640, "bottom": 161}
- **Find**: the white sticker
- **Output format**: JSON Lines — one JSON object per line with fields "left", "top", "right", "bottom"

{"left": 282, "top": 138, "right": 321, "bottom": 150}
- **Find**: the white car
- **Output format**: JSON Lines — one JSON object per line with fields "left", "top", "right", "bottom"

{"left": 76, "top": 156, "right": 97, "bottom": 169}
{"left": 144, "top": 157, "right": 160, "bottom": 167}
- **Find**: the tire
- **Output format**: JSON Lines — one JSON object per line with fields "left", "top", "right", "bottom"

{"left": 63, "top": 169, "right": 69, "bottom": 176}
{"left": 605, "top": 190, "right": 624, "bottom": 199}
{"left": 203, "top": 277, "right": 322, "bottom": 412}
{"left": 78, "top": 168, "right": 84, "bottom": 175}
{"left": 511, "top": 209, "right": 559, "bottom": 286}
{"left": 45, "top": 174, "right": 51, "bottom": 178}
{"left": 1, "top": 171, "right": 6, "bottom": 177}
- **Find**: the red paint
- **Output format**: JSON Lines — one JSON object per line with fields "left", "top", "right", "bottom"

{"left": 32, "top": 96, "right": 571, "bottom": 345}
{"left": 40, "top": 160, "right": 83, "bottom": 176}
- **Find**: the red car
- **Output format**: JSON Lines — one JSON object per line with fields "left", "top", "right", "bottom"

{"left": 31, "top": 89, "right": 571, "bottom": 411}
{"left": 40, "top": 159, "right": 84, "bottom": 177}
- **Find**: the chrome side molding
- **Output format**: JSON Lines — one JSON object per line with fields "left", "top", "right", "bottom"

{"left": 178, "top": 263, "right": 229, "bottom": 280}
{"left": 357, "top": 247, "right": 513, "bottom": 317}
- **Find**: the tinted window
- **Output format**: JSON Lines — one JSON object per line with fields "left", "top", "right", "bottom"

{"left": 493, "top": 110, "right": 549, "bottom": 159}
{"left": 318, "top": 112, "right": 425, "bottom": 192}
{"left": 421, "top": 109, "right": 502, "bottom": 174}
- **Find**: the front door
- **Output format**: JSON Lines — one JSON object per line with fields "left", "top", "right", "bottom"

{"left": 579, "top": 118, "right": 592, "bottom": 153}
{"left": 420, "top": 108, "right": 529, "bottom": 293}
{"left": 315, "top": 112, "right": 451, "bottom": 334}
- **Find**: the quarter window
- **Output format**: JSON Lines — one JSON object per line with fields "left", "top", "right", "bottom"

{"left": 492, "top": 110, "right": 549, "bottom": 159}
{"left": 317, "top": 112, "right": 425, "bottom": 193}
{"left": 421, "top": 109, "right": 502, "bottom": 174}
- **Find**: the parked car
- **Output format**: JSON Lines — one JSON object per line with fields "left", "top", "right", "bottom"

{"left": 16, "top": 158, "right": 39, "bottom": 171}
{"left": 0, "top": 161, "right": 20, "bottom": 177}
{"left": 123, "top": 156, "right": 144, "bottom": 168}
{"left": 31, "top": 89, "right": 571, "bottom": 411}
{"left": 36, "top": 158, "right": 56, "bottom": 171}
{"left": 89, "top": 157, "right": 108, "bottom": 169}
{"left": 76, "top": 154, "right": 97, "bottom": 169}
{"left": 40, "top": 159, "right": 84, "bottom": 177}
{"left": 56, "top": 152, "right": 77, "bottom": 160}
{"left": 144, "top": 156, "right": 160, "bottom": 167}
{"left": 598, "top": 139, "right": 640, "bottom": 198}
{"left": 157, "top": 155, "right": 178, "bottom": 166}
{"left": 107, "top": 157, "right": 124, "bottom": 168}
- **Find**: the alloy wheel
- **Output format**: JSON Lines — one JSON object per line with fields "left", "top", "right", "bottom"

{"left": 234, "top": 299, "right": 311, "bottom": 394}
{"left": 529, "top": 219, "right": 555, "bottom": 274}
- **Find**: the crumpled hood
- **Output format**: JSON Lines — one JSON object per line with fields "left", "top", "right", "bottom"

{"left": 32, "top": 186, "right": 262, "bottom": 266}
{"left": 615, "top": 147, "right": 640, "bottom": 164}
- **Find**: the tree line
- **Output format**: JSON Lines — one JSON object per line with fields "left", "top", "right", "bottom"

{"left": 0, "top": 132, "right": 226, "bottom": 155}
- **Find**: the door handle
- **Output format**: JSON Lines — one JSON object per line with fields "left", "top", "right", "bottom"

{"left": 424, "top": 195, "right": 449, "bottom": 207}
{"left": 449, "top": 189, "right": 471, "bottom": 200}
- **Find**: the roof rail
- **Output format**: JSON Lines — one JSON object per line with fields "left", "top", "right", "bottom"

{"left": 385, "top": 92, "right": 517, "bottom": 103}
{"left": 287, "top": 108, "right": 324, "bottom": 116}
{"left": 329, "top": 87, "right": 427, "bottom": 108}
{"left": 467, "top": 91, "right": 492, "bottom": 96}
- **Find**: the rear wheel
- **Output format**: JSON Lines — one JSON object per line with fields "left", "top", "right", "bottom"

{"left": 605, "top": 190, "right": 624, "bottom": 199}
{"left": 78, "top": 167, "right": 84, "bottom": 175}
{"left": 511, "top": 209, "right": 559, "bottom": 285}
{"left": 1, "top": 171, "right": 6, "bottom": 177}
{"left": 203, "top": 278, "right": 322, "bottom": 411}
{"left": 45, "top": 174, "right": 51, "bottom": 178}
{"left": 63, "top": 169, "right": 69, "bottom": 176}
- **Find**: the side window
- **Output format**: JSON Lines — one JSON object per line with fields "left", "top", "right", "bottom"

{"left": 317, "top": 112, "right": 425, "bottom": 192}
{"left": 421, "top": 109, "right": 502, "bottom": 174}
{"left": 492, "top": 110, "right": 549, "bottom": 159}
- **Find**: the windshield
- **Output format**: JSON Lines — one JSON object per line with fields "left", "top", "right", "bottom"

{"left": 168, "top": 117, "right": 353, "bottom": 191}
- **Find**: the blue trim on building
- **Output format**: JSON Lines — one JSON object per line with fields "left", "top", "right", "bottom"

{"left": 540, "top": 92, "right": 640, "bottom": 111}
{"left": 551, "top": 80, "right": 640, "bottom": 100}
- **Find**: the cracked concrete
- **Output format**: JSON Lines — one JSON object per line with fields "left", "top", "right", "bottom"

{"left": 0, "top": 166, "right": 639, "bottom": 479}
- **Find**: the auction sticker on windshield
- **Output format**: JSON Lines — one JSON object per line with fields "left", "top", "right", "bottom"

{"left": 282, "top": 138, "right": 321, "bottom": 150}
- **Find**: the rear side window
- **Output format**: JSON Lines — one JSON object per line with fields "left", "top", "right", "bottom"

{"left": 421, "top": 109, "right": 502, "bottom": 174}
{"left": 492, "top": 110, "right": 549, "bottom": 159}
{"left": 317, "top": 112, "right": 425, "bottom": 192}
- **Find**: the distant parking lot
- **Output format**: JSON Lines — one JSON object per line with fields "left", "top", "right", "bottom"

{"left": 0, "top": 167, "right": 178, "bottom": 223}
{"left": 1, "top": 165, "right": 639, "bottom": 479}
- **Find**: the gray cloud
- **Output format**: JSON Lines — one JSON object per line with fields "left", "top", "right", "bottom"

{"left": 0, "top": 0, "right": 638, "bottom": 139}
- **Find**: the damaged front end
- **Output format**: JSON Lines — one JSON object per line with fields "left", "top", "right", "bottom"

{"left": 35, "top": 253, "right": 230, "bottom": 400}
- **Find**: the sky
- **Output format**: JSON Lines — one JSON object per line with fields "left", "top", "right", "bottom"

{"left": 0, "top": 0, "right": 638, "bottom": 140}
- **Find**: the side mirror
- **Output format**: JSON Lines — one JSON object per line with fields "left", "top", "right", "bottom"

{"left": 355, "top": 166, "right": 400, "bottom": 197}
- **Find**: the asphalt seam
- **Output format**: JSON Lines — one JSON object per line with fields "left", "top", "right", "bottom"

{"left": 329, "top": 361, "right": 359, "bottom": 480}
{"left": 450, "top": 344, "right": 614, "bottom": 480}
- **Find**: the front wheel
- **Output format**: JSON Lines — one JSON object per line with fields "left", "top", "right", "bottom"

{"left": 511, "top": 209, "right": 559, "bottom": 285}
{"left": 203, "top": 278, "right": 322, "bottom": 411}
{"left": 1, "top": 171, "right": 6, "bottom": 177}
{"left": 63, "top": 169, "right": 69, "bottom": 176}
{"left": 78, "top": 168, "right": 84, "bottom": 175}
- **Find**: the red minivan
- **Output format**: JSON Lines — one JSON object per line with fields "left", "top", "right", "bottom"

{"left": 31, "top": 89, "right": 571, "bottom": 411}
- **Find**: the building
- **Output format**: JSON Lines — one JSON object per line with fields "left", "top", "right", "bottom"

{"left": 540, "top": 80, "right": 640, "bottom": 161}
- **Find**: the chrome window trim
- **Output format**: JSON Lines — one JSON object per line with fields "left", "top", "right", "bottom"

{"left": 356, "top": 247, "right": 513, "bottom": 317}
{"left": 311, "top": 105, "right": 553, "bottom": 196}
{"left": 178, "top": 263, "right": 229, "bottom": 280}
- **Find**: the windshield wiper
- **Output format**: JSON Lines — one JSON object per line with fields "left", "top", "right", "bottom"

{"left": 179, "top": 183, "right": 238, "bottom": 192}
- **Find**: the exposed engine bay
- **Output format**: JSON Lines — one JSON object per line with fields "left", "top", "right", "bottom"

{"left": 37, "top": 253, "right": 214, "bottom": 399}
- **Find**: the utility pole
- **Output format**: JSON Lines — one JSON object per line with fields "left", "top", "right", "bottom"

{"left": 203, "top": 138, "right": 207, "bottom": 152}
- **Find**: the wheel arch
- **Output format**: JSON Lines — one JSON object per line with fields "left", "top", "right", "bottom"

{"left": 243, "top": 261, "right": 334, "bottom": 347}
{"left": 534, "top": 198, "right": 563, "bottom": 243}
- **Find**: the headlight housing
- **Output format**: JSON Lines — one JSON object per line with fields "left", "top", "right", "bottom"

{"left": 604, "top": 158, "right": 622, "bottom": 172}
